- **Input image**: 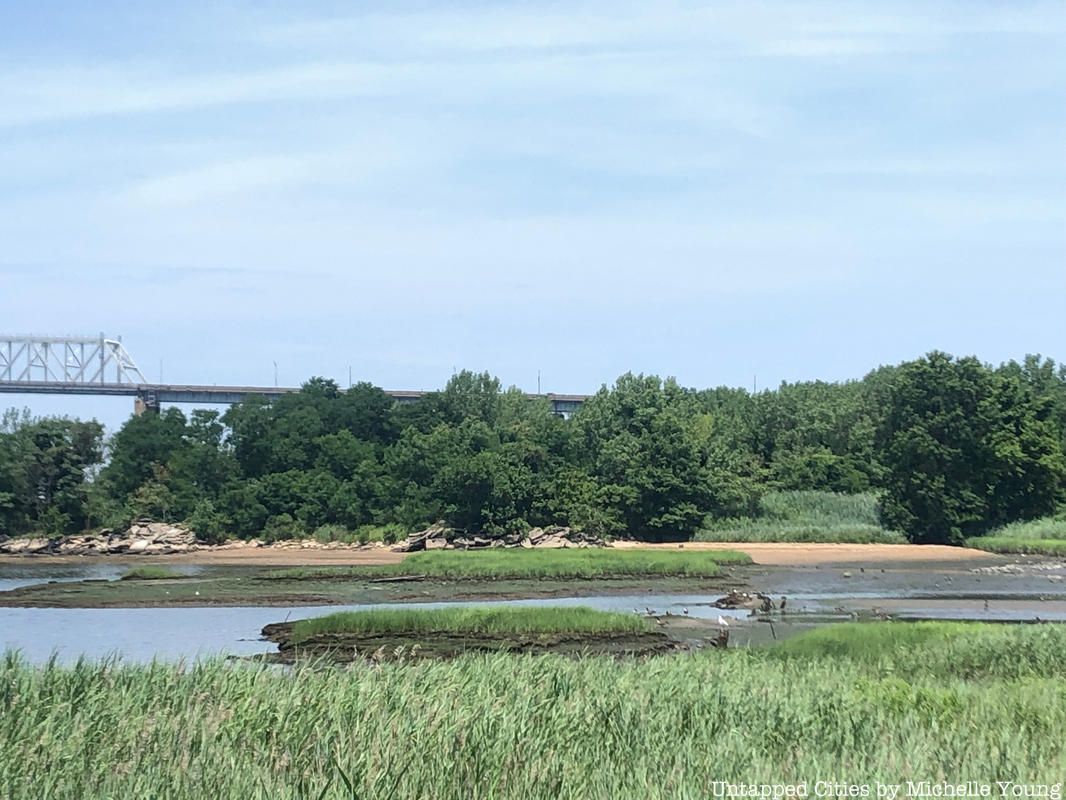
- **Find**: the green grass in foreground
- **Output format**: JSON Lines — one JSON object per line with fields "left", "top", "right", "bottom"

{"left": 119, "top": 566, "right": 183, "bottom": 581}
{"left": 400, "top": 547, "right": 750, "bottom": 579}
{"left": 966, "top": 515, "right": 1066, "bottom": 555}
{"left": 768, "top": 621, "right": 1066, "bottom": 678}
{"left": 290, "top": 606, "right": 648, "bottom": 643}
{"left": 3, "top": 623, "right": 1066, "bottom": 797}
{"left": 697, "top": 490, "right": 906, "bottom": 543}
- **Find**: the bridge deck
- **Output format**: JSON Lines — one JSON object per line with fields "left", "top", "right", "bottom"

{"left": 0, "top": 381, "right": 588, "bottom": 411}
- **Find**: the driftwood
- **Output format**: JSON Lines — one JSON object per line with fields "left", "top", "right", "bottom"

{"left": 367, "top": 574, "right": 427, "bottom": 584}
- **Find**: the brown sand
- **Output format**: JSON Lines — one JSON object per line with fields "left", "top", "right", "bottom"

{"left": 0, "top": 541, "right": 999, "bottom": 569}
{"left": 609, "top": 541, "right": 999, "bottom": 566}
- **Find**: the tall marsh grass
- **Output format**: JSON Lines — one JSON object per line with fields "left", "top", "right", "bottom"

{"left": 401, "top": 548, "right": 750, "bottom": 578}
{"left": 2, "top": 624, "right": 1065, "bottom": 797}
{"left": 290, "top": 606, "right": 649, "bottom": 642}
{"left": 966, "top": 514, "right": 1066, "bottom": 555}
{"left": 265, "top": 548, "right": 749, "bottom": 583}
{"left": 698, "top": 490, "right": 906, "bottom": 543}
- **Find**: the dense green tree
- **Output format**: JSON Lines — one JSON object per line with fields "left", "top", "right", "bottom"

{"left": 575, "top": 374, "right": 712, "bottom": 539}
{"left": 878, "top": 352, "right": 1065, "bottom": 544}
{"left": 0, "top": 412, "right": 105, "bottom": 535}
{"left": 2, "top": 351, "right": 1064, "bottom": 542}
{"left": 102, "top": 408, "right": 189, "bottom": 500}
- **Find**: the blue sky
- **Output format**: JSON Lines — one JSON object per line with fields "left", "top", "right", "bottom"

{"left": 1, "top": 1, "right": 1064, "bottom": 428}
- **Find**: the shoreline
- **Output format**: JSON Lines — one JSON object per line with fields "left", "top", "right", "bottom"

{"left": 0, "top": 541, "right": 1005, "bottom": 569}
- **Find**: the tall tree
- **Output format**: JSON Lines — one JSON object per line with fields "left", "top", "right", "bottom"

{"left": 878, "top": 352, "right": 1065, "bottom": 543}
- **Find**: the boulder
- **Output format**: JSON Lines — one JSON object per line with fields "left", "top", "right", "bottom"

{"left": 393, "top": 522, "right": 452, "bottom": 552}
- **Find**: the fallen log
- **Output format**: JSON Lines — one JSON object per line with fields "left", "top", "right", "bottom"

{"left": 367, "top": 574, "right": 427, "bottom": 584}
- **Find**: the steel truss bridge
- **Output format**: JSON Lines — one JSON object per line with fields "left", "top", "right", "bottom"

{"left": 0, "top": 335, "right": 587, "bottom": 416}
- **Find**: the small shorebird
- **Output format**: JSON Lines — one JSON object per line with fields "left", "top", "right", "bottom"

{"left": 682, "top": 607, "right": 689, "bottom": 615}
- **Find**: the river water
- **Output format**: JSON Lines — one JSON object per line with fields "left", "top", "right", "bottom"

{"left": 3, "top": 562, "right": 1065, "bottom": 663}
{"left": 0, "top": 563, "right": 751, "bottom": 663}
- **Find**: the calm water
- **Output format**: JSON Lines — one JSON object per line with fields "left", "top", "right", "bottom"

{"left": 0, "top": 563, "right": 747, "bottom": 662}
{"left": 3, "top": 563, "right": 1065, "bottom": 663}
{"left": 0, "top": 563, "right": 203, "bottom": 592}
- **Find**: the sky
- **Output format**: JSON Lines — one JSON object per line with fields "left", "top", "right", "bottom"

{"left": 1, "top": 1, "right": 1064, "bottom": 429}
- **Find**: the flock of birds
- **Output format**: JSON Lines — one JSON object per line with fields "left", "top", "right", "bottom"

{"left": 634, "top": 605, "right": 736, "bottom": 630}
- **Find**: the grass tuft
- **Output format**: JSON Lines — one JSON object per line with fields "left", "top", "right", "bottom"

{"left": 119, "top": 566, "right": 183, "bottom": 581}
{"left": 289, "top": 606, "right": 650, "bottom": 643}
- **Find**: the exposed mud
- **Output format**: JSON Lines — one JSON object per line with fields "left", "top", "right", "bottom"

{"left": 0, "top": 571, "right": 744, "bottom": 608}
{"left": 259, "top": 621, "right": 680, "bottom": 662}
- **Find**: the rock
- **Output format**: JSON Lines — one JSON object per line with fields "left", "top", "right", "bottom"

{"left": 712, "top": 591, "right": 776, "bottom": 612}
{"left": 393, "top": 522, "right": 453, "bottom": 552}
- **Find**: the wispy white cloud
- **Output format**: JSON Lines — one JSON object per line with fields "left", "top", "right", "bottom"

{"left": 0, "top": 61, "right": 402, "bottom": 128}
{"left": 120, "top": 155, "right": 322, "bottom": 207}
{"left": 0, "top": 0, "right": 1063, "bottom": 406}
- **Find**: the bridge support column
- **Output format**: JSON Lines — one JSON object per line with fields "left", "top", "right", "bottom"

{"left": 134, "top": 391, "right": 160, "bottom": 416}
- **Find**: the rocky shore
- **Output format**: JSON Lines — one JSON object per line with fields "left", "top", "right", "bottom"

{"left": 0, "top": 522, "right": 203, "bottom": 556}
{"left": 0, "top": 521, "right": 605, "bottom": 557}
{"left": 393, "top": 523, "right": 605, "bottom": 552}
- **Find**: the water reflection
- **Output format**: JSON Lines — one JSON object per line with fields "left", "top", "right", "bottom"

{"left": 0, "top": 595, "right": 749, "bottom": 664}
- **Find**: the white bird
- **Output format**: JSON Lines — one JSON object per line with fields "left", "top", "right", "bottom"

{"left": 717, "top": 615, "right": 729, "bottom": 627}
{"left": 682, "top": 607, "right": 689, "bottom": 615}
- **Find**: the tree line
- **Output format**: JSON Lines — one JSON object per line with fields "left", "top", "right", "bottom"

{"left": 1, "top": 352, "right": 1064, "bottom": 545}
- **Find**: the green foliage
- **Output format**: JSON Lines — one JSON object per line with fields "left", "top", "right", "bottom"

{"left": 3, "top": 351, "right": 1065, "bottom": 544}
{"left": 3, "top": 624, "right": 1066, "bottom": 796}
{"left": 400, "top": 548, "right": 748, "bottom": 579}
{"left": 574, "top": 374, "right": 714, "bottom": 539}
{"left": 119, "top": 566, "right": 183, "bottom": 581}
{"left": 965, "top": 536, "right": 1066, "bottom": 556}
{"left": 262, "top": 513, "right": 304, "bottom": 543}
{"left": 126, "top": 465, "right": 177, "bottom": 522}
{"left": 698, "top": 490, "right": 906, "bottom": 543}
{"left": 878, "top": 352, "right": 1066, "bottom": 544}
{"left": 289, "top": 606, "right": 649, "bottom": 642}
{"left": 769, "top": 622, "right": 1066, "bottom": 680}
{"left": 0, "top": 410, "right": 104, "bottom": 535}
{"left": 965, "top": 514, "right": 1066, "bottom": 554}
{"left": 187, "top": 499, "right": 227, "bottom": 544}
{"left": 980, "top": 512, "right": 1066, "bottom": 540}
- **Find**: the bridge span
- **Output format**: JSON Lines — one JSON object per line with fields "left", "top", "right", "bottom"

{"left": 0, "top": 335, "right": 587, "bottom": 416}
